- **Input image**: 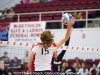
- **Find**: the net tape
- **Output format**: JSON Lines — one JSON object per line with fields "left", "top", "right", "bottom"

{"left": 0, "top": 41, "right": 100, "bottom": 52}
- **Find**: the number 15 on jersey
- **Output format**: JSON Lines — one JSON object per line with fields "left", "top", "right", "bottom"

{"left": 41, "top": 48, "right": 49, "bottom": 55}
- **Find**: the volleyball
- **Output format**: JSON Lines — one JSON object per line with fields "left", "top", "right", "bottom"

{"left": 61, "top": 13, "right": 73, "bottom": 25}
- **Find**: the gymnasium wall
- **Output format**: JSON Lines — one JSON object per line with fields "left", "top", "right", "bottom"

{"left": 53, "top": 28, "right": 100, "bottom": 60}
{"left": 0, "top": 28, "right": 100, "bottom": 61}
{"left": 52, "top": 28, "right": 100, "bottom": 48}
{"left": 0, "top": 0, "right": 20, "bottom": 10}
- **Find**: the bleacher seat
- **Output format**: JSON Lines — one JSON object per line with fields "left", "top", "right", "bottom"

{"left": 30, "top": 18, "right": 39, "bottom": 21}
{"left": 94, "top": 59, "right": 100, "bottom": 63}
{"left": 20, "top": 18, "right": 29, "bottom": 22}
{"left": 85, "top": 59, "right": 93, "bottom": 65}
{"left": 54, "top": 16, "right": 61, "bottom": 20}
{"left": 80, "top": 59, "right": 84, "bottom": 63}
{"left": 0, "top": 19, "right": 14, "bottom": 22}
{"left": 62, "top": 59, "right": 66, "bottom": 62}
{"left": 87, "top": 64, "right": 92, "bottom": 70}
{"left": 68, "top": 59, "right": 74, "bottom": 64}
{"left": 45, "top": 17, "right": 53, "bottom": 20}
{"left": 12, "top": 0, "right": 99, "bottom": 15}
{"left": 0, "top": 0, "right": 99, "bottom": 30}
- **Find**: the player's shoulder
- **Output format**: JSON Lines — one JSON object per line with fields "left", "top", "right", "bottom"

{"left": 31, "top": 42, "right": 56, "bottom": 49}
{"left": 31, "top": 42, "right": 43, "bottom": 50}
{"left": 36, "top": 42, "right": 56, "bottom": 47}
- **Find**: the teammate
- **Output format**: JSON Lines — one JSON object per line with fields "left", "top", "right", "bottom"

{"left": 28, "top": 17, "right": 75, "bottom": 72}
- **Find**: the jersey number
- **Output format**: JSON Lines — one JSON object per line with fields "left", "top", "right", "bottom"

{"left": 41, "top": 48, "right": 49, "bottom": 55}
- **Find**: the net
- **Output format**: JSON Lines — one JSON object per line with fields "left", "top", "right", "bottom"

{"left": 0, "top": 41, "right": 33, "bottom": 60}
{"left": 58, "top": 46, "right": 100, "bottom": 61}
{"left": 0, "top": 41, "right": 100, "bottom": 74}
{"left": 0, "top": 41, "right": 100, "bottom": 61}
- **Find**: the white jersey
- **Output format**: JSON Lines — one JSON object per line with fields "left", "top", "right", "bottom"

{"left": 32, "top": 43, "right": 57, "bottom": 71}
{"left": 78, "top": 68, "right": 89, "bottom": 75}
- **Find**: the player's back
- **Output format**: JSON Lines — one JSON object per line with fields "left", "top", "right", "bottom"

{"left": 32, "top": 43, "right": 57, "bottom": 71}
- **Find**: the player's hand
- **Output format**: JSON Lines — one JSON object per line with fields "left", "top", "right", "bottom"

{"left": 67, "top": 17, "right": 76, "bottom": 27}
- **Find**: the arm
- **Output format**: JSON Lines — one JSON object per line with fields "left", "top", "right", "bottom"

{"left": 64, "top": 37, "right": 70, "bottom": 46}
{"left": 13, "top": 65, "right": 21, "bottom": 68}
{"left": 57, "top": 50, "right": 66, "bottom": 61}
{"left": 76, "top": 62, "right": 81, "bottom": 68}
{"left": 0, "top": 61, "right": 4, "bottom": 71}
{"left": 56, "top": 17, "right": 75, "bottom": 49}
{"left": 56, "top": 30, "right": 72, "bottom": 60}
{"left": 28, "top": 50, "right": 34, "bottom": 72}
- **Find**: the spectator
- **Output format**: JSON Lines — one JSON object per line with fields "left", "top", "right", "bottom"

{"left": 64, "top": 61, "right": 76, "bottom": 75}
{"left": 20, "top": 0, "right": 24, "bottom": 4}
{"left": 90, "top": 63, "right": 99, "bottom": 75}
{"left": 72, "top": 57, "right": 81, "bottom": 72}
{"left": 23, "top": 51, "right": 29, "bottom": 71}
{"left": 78, "top": 62, "right": 89, "bottom": 75}
{"left": 40, "top": 0, "right": 45, "bottom": 2}
{"left": 29, "top": 0, "right": 34, "bottom": 3}
{"left": 73, "top": 62, "right": 80, "bottom": 73}
{"left": 61, "top": 62, "right": 66, "bottom": 72}
{"left": 4, "top": 59, "right": 11, "bottom": 72}
{"left": 90, "top": 69, "right": 98, "bottom": 75}
{"left": 8, "top": 57, "right": 21, "bottom": 72}
{"left": 33, "top": 0, "right": 40, "bottom": 3}
{"left": 73, "top": 12, "right": 82, "bottom": 20}
{"left": 2, "top": 8, "right": 8, "bottom": 20}
{"left": 73, "top": 12, "right": 83, "bottom": 28}
{"left": 45, "top": 0, "right": 53, "bottom": 2}
{"left": 0, "top": 57, "right": 8, "bottom": 75}
{"left": 7, "top": 7, "right": 15, "bottom": 19}
{"left": 1, "top": 52, "right": 10, "bottom": 63}
{"left": 23, "top": 0, "right": 29, "bottom": 4}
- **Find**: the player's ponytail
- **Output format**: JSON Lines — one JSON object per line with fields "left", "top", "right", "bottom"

{"left": 40, "top": 31, "right": 54, "bottom": 49}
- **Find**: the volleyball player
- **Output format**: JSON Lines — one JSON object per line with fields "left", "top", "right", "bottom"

{"left": 28, "top": 17, "right": 75, "bottom": 72}
{"left": 51, "top": 37, "right": 71, "bottom": 72}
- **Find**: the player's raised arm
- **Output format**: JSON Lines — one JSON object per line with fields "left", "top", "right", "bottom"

{"left": 56, "top": 17, "right": 75, "bottom": 49}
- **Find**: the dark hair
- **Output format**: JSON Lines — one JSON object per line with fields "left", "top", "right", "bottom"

{"left": 82, "top": 62, "right": 87, "bottom": 72}
{"left": 74, "top": 57, "right": 80, "bottom": 62}
{"left": 14, "top": 57, "right": 18, "bottom": 61}
{"left": 65, "top": 61, "right": 71, "bottom": 67}
{"left": 2, "top": 8, "right": 8, "bottom": 14}
{"left": 76, "top": 12, "right": 80, "bottom": 15}
{"left": 40, "top": 31, "right": 54, "bottom": 49}
{"left": 92, "top": 62, "right": 97, "bottom": 66}
{"left": 4, "top": 52, "right": 7, "bottom": 54}
{"left": 91, "top": 69, "right": 97, "bottom": 75}
{"left": 26, "top": 51, "right": 28, "bottom": 52}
